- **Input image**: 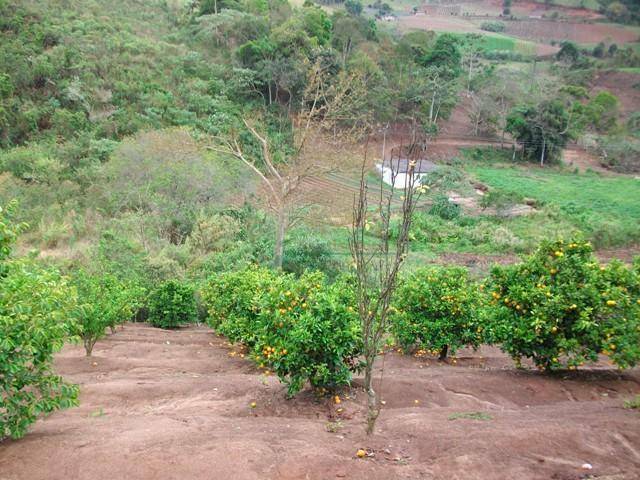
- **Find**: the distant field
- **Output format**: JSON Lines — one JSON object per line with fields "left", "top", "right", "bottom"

{"left": 469, "top": 166, "right": 640, "bottom": 221}
{"left": 504, "top": 20, "right": 639, "bottom": 45}
{"left": 466, "top": 165, "right": 640, "bottom": 249}
{"left": 482, "top": 33, "right": 539, "bottom": 55}
{"left": 530, "top": 0, "right": 600, "bottom": 9}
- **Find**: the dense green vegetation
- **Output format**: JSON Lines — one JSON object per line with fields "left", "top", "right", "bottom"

{"left": 202, "top": 267, "right": 361, "bottom": 395}
{"left": 1, "top": 203, "right": 79, "bottom": 439}
{"left": 488, "top": 239, "right": 640, "bottom": 370}
{"left": 149, "top": 280, "right": 198, "bottom": 329}
{"left": 391, "top": 266, "right": 485, "bottom": 359}
{"left": 469, "top": 163, "right": 640, "bottom": 248}
{"left": 2, "top": 0, "right": 640, "bottom": 439}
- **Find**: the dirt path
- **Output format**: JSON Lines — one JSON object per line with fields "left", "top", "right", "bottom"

{"left": 1, "top": 323, "right": 640, "bottom": 479}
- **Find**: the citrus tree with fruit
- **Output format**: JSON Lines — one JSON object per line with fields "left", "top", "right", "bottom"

{"left": 488, "top": 239, "right": 640, "bottom": 371}
{"left": 202, "top": 266, "right": 362, "bottom": 396}
{"left": 391, "top": 266, "right": 485, "bottom": 360}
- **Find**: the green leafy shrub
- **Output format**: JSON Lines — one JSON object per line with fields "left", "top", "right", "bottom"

{"left": 1, "top": 203, "right": 79, "bottom": 440}
{"left": 252, "top": 272, "right": 361, "bottom": 395}
{"left": 480, "top": 21, "right": 505, "bottom": 32}
{"left": 148, "top": 280, "right": 197, "bottom": 329}
{"left": 488, "top": 238, "right": 640, "bottom": 370}
{"left": 479, "top": 189, "right": 525, "bottom": 216}
{"left": 202, "top": 267, "right": 362, "bottom": 396}
{"left": 283, "top": 228, "right": 342, "bottom": 278}
{"left": 202, "top": 266, "right": 278, "bottom": 344}
{"left": 391, "top": 266, "right": 484, "bottom": 359}
{"left": 428, "top": 194, "right": 461, "bottom": 220}
{"left": 72, "top": 271, "right": 146, "bottom": 355}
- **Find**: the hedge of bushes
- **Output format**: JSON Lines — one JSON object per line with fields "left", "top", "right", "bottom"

{"left": 480, "top": 21, "right": 505, "bottom": 32}
{"left": 198, "top": 239, "right": 640, "bottom": 398}
{"left": 201, "top": 266, "right": 362, "bottom": 396}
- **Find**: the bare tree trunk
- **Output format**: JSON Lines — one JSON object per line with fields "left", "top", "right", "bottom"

{"left": 364, "top": 356, "right": 379, "bottom": 435}
{"left": 429, "top": 91, "right": 436, "bottom": 124}
{"left": 540, "top": 137, "right": 546, "bottom": 167}
{"left": 351, "top": 137, "right": 425, "bottom": 436}
{"left": 439, "top": 344, "right": 449, "bottom": 361}
{"left": 84, "top": 337, "right": 95, "bottom": 357}
{"left": 274, "top": 206, "right": 287, "bottom": 270}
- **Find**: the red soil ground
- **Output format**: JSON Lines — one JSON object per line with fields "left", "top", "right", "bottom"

{"left": 504, "top": 19, "right": 639, "bottom": 45}
{"left": 2, "top": 323, "right": 639, "bottom": 480}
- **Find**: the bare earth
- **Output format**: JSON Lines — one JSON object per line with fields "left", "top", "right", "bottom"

{"left": 1, "top": 323, "right": 640, "bottom": 480}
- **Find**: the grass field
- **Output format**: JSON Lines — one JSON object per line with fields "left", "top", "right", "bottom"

{"left": 531, "top": 0, "right": 600, "bottom": 9}
{"left": 318, "top": 158, "right": 640, "bottom": 262}
{"left": 468, "top": 166, "right": 640, "bottom": 220}
{"left": 617, "top": 67, "right": 640, "bottom": 74}
{"left": 466, "top": 165, "right": 640, "bottom": 249}
{"left": 444, "top": 31, "right": 538, "bottom": 56}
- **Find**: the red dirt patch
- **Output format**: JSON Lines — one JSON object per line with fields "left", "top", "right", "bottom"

{"left": 1, "top": 323, "right": 639, "bottom": 479}
{"left": 397, "top": 14, "right": 482, "bottom": 34}
{"left": 504, "top": 19, "right": 639, "bottom": 45}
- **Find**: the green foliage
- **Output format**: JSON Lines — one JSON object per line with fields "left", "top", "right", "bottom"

{"left": 1, "top": 203, "right": 78, "bottom": 439}
{"left": 149, "top": 280, "right": 197, "bottom": 329}
{"left": 428, "top": 194, "right": 461, "bottom": 220}
{"left": 601, "top": 0, "right": 640, "bottom": 25}
{"left": 0, "top": 200, "right": 25, "bottom": 268}
{"left": 391, "top": 266, "right": 484, "bottom": 359}
{"left": 469, "top": 165, "right": 640, "bottom": 248}
{"left": 479, "top": 189, "right": 524, "bottom": 216}
{"left": 574, "top": 91, "right": 619, "bottom": 133}
{"left": 250, "top": 273, "right": 361, "bottom": 395}
{"left": 282, "top": 228, "right": 342, "bottom": 278}
{"left": 487, "top": 238, "right": 640, "bottom": 370}
{"left": 344, "top": 0, "right": 363, "bottom": 16}
{"left": 202, "top": 266, "right": 278, "bottom": 343}
{"left": 624, "top": 395, "right": 640, "bottom": 409}
{"left": 202, "top": 266, "right": 362, "bottom": 395}
{"left": 480, "top": 21, "right": 506, "bottom": 33}
{"left": 72, "top": 271, "right": 146, "bottom": 355}
{"left": 556, "top": 41, "right": 581, "bottom": 64}
{"left": 421, "top": 34, "right": 462, "bottom": 77}
{"left": 506, "top": 101, "right": 571, "bottom": 164}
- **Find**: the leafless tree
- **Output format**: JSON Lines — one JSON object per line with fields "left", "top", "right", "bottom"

{"left": 349, "top": 137, "right": 427, "bottom": 435}
{"left": 209, "top": 62, "right": 367, "bottom": 268}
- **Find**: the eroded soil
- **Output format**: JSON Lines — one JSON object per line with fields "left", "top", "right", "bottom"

{"left": 1, "top": 323, "right": 639, "bottom": 480}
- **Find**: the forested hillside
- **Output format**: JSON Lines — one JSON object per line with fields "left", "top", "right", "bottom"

{"left": 2, "top": 1, "right": 640, "bottom": 469}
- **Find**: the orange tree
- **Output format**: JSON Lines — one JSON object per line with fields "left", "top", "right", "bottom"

{"left": 202, "top": 266, "right": 362, "bottom": 396}
{"left": 1, "top": 202, "right": 79, "bottom": 439}
{"left": 390, "top": 266, "right": 484, "bottom": 360}
{"left": 202, "top": 265, "right": 279, "bottom": 346}
{"left": 488, "top": 239, "right": 640, "bottom": 370}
